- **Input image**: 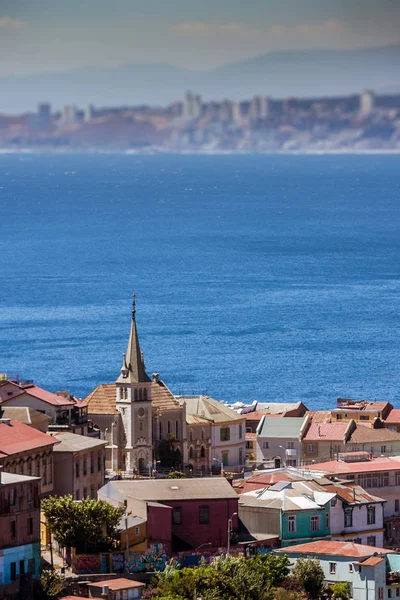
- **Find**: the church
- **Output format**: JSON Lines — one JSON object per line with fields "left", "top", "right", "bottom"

{"left": 83, "top": 297, "right": 245, "bottom": 475}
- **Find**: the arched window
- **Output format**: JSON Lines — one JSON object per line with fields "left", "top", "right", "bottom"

{"left": 189, "top": 446, "right": 194, "bottom": 459}
{"left": 159, "top": 422, "right": 163, "bottom": 439}
{"left": 139, "top": 389, "right": 143, "bottom": 401}
{"left": 189, "top": 429, "right": 193, "bottom": 442}
{"left": 143, "top": 388, "right": 147, "bottom": 400}
{"left": 200, "top": 446, "right": 205, "bottom": 458}
{"left": 134, "top": 389, "right": 138, "bottom": 401}
{"left": 167, "top": 421, "right": 172, "bottom": 435}
{"left": 201, "top": 429, "right": 204, "bottom": 441}
{"left": 175, "top": 421, "right": 180, "bottom": 439}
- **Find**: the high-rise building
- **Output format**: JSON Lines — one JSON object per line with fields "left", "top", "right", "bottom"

{"left": 360, "top": 90, "right": 375, "bottom": 116}
{"left": 37, "top": 103, "right": 51, "bottom": 125}
{"left": 249, "top": 96, "right": 270, "bottom": 120}
{"left": 232, "top": 102, "right": 243, "bottom": 125}
{"left": 184, "top": 91, "right": 202, "bottom": 121}
{"left": 61, "top": 104, "right": 78, "bottom": 125}
{"left": 84, "top": 104, "right": 95, "bottom": 122}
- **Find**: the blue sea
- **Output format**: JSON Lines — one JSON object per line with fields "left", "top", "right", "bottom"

{"left": 1, "top": 153, "right": 400, "bottom": 409}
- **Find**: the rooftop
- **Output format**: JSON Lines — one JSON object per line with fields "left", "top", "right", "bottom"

{"left": 385, "top": 409, "right": 400, "bottom": 424}
{"left": 182, "top": 396, "right": 245, "bottom": 424}
{"left": 0, "top": 380, "right": 75, "bottom": 407}
{"left": 334, "top": 398, "right": 391, "bottom": 414}
{"left": 0, "top": 419, "right": 59, "bottom": 456}
{"left": 239, "top": 480, "right": 335, "bottom": 512}
{"left": 51, "top": 431, "right": 107, "bottom": 452}
{"left": 0, "top": 471, "right": 40, "bottom": 485}
{"left": 303, "top": 421, "right": 351, "bottom": 442}
{"left": 304, "top": 456, "right": 400, "bottom": 475}
{"left": 88, "top": 578, "right": 145, "bottom": 590}
{"left": 100, "top": 477, "right": 238, "bottom": 503}
{"left": 276, "top": 539, "right": 394, "bottom": 558}
{"left": 0, "top": 406, "right": 50, "bottom": 431}
{"left": 83, "top": 383, "right": 117, "bottom": 414}
{"left": 349, "top": 424, "right": 400, "bottom": 444}
{"left": 257, "top": 416, "right": 306, "bottom": 439}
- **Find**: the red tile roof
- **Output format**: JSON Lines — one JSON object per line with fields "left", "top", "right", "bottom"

{"left": 89, "top": 578, "right": 144, "bottom": 590}
{"left": 277, "top": 540, "right": 393, "bottom": 557}
{"left": 356, "top": 556, "right": 385, "bottom": 566}
{"left": 0, "top": 420, "right": 59, "bottom": 455}
{"left": 385, "top": 409, "right": 400, "bottom": 424}
{"left": 305, "top": 456, "right": 400, "bottom": 474}
{"left": 303, "top": 421, "right": 350, "bottom": 441}
{"left": 237, "top": 471, "right": 304, "bottom": 494}
{"left": 0, "top": 381, "right": 75, "bottom": 407}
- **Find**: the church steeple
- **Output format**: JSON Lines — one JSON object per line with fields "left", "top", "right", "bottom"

{"left": 116, "top": 295, "right": 151, "bottom": 384}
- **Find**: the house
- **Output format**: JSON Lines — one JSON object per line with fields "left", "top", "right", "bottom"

{"left": 51, "top": 432, "right": 107, "bottom": 500}
{"left": 255, "top": 415, "right": 310, "bottom": 467}
{"left": 276, "top": 540, "right": 395, "bottom": 600}
{"left": 184, "top": 413, "right": 212, "bottom": 474}
{"left": 0, "top": 378, "right": 90, "bottom": 435}
{"left": 331, "top": 398, "right": 393, "bottom": 424}
{"left": 117, "top": 514, "right": 147, "bottom": 552}
{"left": 304, "top": 454, "right": 400, "bottom": 517}
{"left": 98, "top": 477, "right": 239, "bottom": 552}
{"left": 0, "top": 418, "right": 59, "bottom": 495}
{"left": 87, "top": 578, "right": 145, "bottom": 599}
{"left": 181, "top": 395, "right": 246, "bottom": 473}
{"left": 0, "top": 470, "right": 41, "bottom": 600}
{"left": 302, "top": 417, "right": 400, "bottom": 464}
{"left": 239, "top": 479, "right": 334, "bottom": 547}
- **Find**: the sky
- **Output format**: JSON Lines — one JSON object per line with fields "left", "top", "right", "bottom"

{"left": 1, "top": 0, "right": 400, "bottom": 76}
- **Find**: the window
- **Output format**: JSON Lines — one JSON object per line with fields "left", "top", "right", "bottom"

{"left": 310, "top": 515, "right": 320, "bottom": 531}
{"left": 288, "top": 516, "right": 296, "bottom": 533}
{"left": 344, "top": 509, "right": 353, "bottom": 528}
{"left": 381, "top": 445, "right": 387, "bottom": 454}
{"left": 246, "top": 427, "right": 252, "bottom": 433}
{"left": 308, "top": 444, "right": 315, "bottom": 453}
{"left": 378, "top": 588, "right": 384, "bottom": 600}
{"left": 176, "top": 421, "right": 180, "bottom": 439}
{"left": 168, "top": 421, "right": 172, "bottom": 435}
{"left": 98, "top": 452, "right": 101, "bottom": 471}
{"left": 286, "top": 458, "right": 297, "bottom": 467}
{"left": 389, "top": 590, "right": 392, "bottom": 599}
{"left": 239, "top": 448, "right": 243, "bottom": 465}
{"left": 27, "top": 516, "right": 33, "bottom": 535}
{"left": 172, "top": 507, "right": 182, "bottom": 525}
{"left": 331, "top": 497, "right": 337, "bottom": 507}
{"left": 28, "top": 559, "right": 35, "bottom": 574}
{"left": 396, "top": 588, "right": 399, "bottom": 597}
{"left": 139, "top": 422, "right": 143, "bottom": 431}
{"left": 42, "top": 459, "right": 47, "bottom": 485}
{"left": 238, "top": 424, "right": 243, "bottom": 439}
{"left": 10, "top": 487, "right": 16, "bottom": 506}
{"left": 10, "top": 562, "right": 16, "bottom": 581}
{"left": 83, "top": 457, "right": 87, "bottom": 476}
{"left": 222, "top": 452, "right": 229, "bottom": 467}
{"left": 20, "top": 560, "right": 25, "bottom": 575}
{"left": 287, "top": 441, "right": 295, "bottom": 449}
{"left": 27, "top": 459, "right": 32, "bottom": 477}
{"left": 48, "top": 458, "right": 53, "bottom": 484}
{"left": 396, "top": 500, "right": 400, "bottom": 512}
{"left": 262, "top": 441, "right": 269, "bottom": 449}
{"left": 200, "top": 446, "right": 206, "bottom": 458}
{"left": 75, "top": 490, "right": 80, "bottom": 501}
{"left": 199, "top": 506, "right": 209, "bottom": 524}
{"left": 325, "top": 512, "right": 330, "bottom": 529}
{"left": 135, "top": 526, "right": 140, "bottom": 536}
{"left": 75, "top": 461, "right": 80, "bottom": 478}
{"left": 90, "top": 454, "right": 94, "bottom": 474}
{"left": 189, "top": 446, "right": 194, "bottom": 459}
{"left": 367, "top": 506, "right": 376, "bottom": 525}
{"left": 336, "top": 414, "right": 342, "bottom": 420}
{"left": 220, "top": 427, "right": 230, "bottom": 442}
{"left": 360, "top": 415, "right": 370, "bottom": 421}
{"left": 329, "top": 562, "right": 336, "bottom": 575}
{"left": 367, "top": 535, "right": 376, "bottom": 546}
{"left": 349, "top": 563, "right": 353, "bottom": 573}
{"left": 11, "top": 520, "right": 16, "bottom": 538}
{"left": 189, "top": 429, "right": 193, "bottom": 442}
{"left": 90, "top": 486, "right": 95, "bottom": 499}
{"left": 83, "top": 487, "right": 87, "bottom": 498}
{"left": 201, "top": 429, "right": 205, "bottom": 441}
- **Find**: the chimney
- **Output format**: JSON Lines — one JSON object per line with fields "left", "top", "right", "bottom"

{"left": 0, "top": 418, "right": 11, "bottom": 426}
{"left": 152, "top": 373, "right": 159, "bottom": 382}
{"left": 101, "top": 585, "right": 109, "bottom": 597}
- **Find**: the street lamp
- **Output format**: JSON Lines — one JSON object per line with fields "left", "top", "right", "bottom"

{"left": 227, "top": 512, "right": 238, "bottom": 555}
{"left": 195, "top": 542, "right": 212, "bottom": 552}
{"left": 111, "top": 422, "right": 117, "bottom": 471}
{"left": 213, "top": 457, "right": 224, "bottom": 476}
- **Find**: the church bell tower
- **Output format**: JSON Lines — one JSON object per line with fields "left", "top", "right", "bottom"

{"left": 116, "top": 295, "right": 153, "bottom": 473}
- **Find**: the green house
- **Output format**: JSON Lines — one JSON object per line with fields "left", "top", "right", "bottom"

{"left": 239, "top": 480, "right": 335, "bottom": 547}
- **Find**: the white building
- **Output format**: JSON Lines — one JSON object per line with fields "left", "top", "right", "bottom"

{"left": 181, "top": 396, "right": 246, "bottom": 472}
{"left": 360, "top": 90, "right": 375, "bottom": 116}
{"left": 256, "top": 415, "right": 310, "bottom": 467}
{"left": 276, "top": 540, "right": 395, "bottom": 600}
{"left": 61, "top": 104, "right": 78, "bottom": 125}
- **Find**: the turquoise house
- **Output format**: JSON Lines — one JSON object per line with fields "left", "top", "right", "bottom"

{"left": 239, "top": 480, "right": 335, "bottom": 547}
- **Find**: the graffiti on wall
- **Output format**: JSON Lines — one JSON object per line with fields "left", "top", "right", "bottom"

{"left": 73, "top": 554, "right": 101, "bottom": 574}
{"left": 127, "top": 543, "right": 168, "bottom": 573}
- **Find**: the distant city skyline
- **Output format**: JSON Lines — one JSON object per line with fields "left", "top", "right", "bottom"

{"left": 2, "top": 0, "right": 400, "bottom": 76}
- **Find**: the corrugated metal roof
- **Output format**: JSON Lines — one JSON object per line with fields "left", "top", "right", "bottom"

{"left": 52, "top": 432, "right": 107, "bottom": 452}
{"left": 183, "top": 396, "right": 245, "bottom": 424}
{"left": 276, "top": 540, "right": 394, "bottom": 557}
{"left": 305, "top": 456, "right": 400, "bottom": 474}
{"left": 239, "top": 480, "right": 335, "bottom": 512}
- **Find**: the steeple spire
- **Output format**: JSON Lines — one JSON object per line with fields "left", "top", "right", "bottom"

{"left": 116, "top": 295, "right": 150, "bottom": 384}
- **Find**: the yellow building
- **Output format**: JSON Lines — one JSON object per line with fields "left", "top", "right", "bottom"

{"left": 117, "top": 515, "right": 147, "bottom": 553}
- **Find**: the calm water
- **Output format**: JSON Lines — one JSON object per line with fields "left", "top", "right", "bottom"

{"left": 1, "top": 153, "right": 400, "bottom": 409}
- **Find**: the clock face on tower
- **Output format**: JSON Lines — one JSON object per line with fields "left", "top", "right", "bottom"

{"left": 138, "top": 407, "right": 145, "bottom": 417}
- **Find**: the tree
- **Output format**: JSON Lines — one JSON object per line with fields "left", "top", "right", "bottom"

{"left": 329, "top": 582, "right": 351, "bottom": 600}
{"left": 39, "top": 569, "right": 65, "bottom": 598}
{"left": 274, "top": 589, "right": 306, "bottom": 600}
{"left": 42, "top": 495, "right": 122, "bottom": 554}
{"left": 167, "top": 471, "right": 186, "bottom": 479}
{"left": 291, "top": 558, "right": 325, "bottom": 600}
{"left": 152, "top": 553, "right": 291, "bottom": 600}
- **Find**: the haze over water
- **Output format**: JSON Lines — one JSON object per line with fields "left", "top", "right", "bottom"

{"left": 1, "top": 153, "right": 400, "bottom": 409}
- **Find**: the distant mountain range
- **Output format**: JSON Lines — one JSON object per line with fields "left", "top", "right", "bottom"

{"left": 2, "top": 44, "right": 400, "bottom": 114}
